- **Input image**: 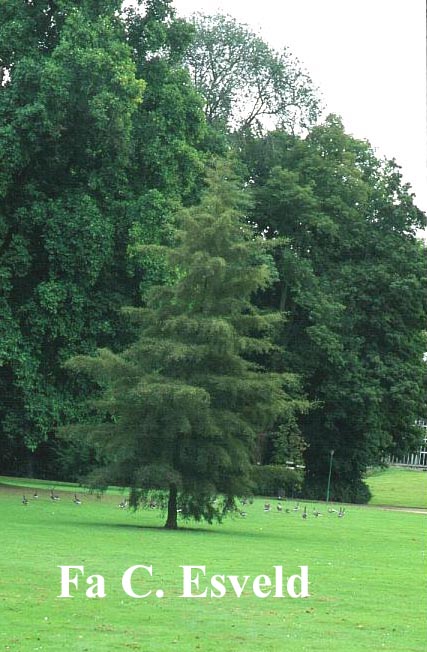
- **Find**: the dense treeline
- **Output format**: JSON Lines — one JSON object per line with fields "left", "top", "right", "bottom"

{"left": 236, "top": 122, "right": 426, "bottom": 501}
{"left": 0, "top": 0, "right": 207, "bottom": 475}
{"left": 0, "top": 1, "right": 425, "bottom": 514}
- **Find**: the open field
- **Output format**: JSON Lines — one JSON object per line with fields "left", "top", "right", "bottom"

{"left": 366, "top": 467, "right": 427, "bottom": 508}
{"left": 1, "top": 476, "right": 426, "bottom": 652}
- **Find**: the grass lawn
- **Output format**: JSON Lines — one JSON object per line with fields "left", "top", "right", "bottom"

{"left": 366, "top": 467, "right": 427, "bottom": 508}
{"left": 1, "top": 477, "right": 426, "bottom": 652}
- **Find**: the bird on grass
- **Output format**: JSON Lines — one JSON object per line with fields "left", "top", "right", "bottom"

{"left": 33, "top": 491, "right": 38, "bottom": 499}
{"left": 118, "top": 499, "right": 128, "bottom": 509}
{"left": 73, "top": 494, "right": 82, "bottom": 505}
{"left": 302, "top": 506, "right": 308, "bottom": 520}
{"left": 277, "top": 503, "right": 283, "bottom": 512}
{"left": 264, "top": 502, "right": 271, "bottom": 512}
{"left": 293, "top": 503, "right": 300, "bottom": 512}
{"left": 22, "top": 495, "right": 28, "bottom": 505}
{"left": 338, "top": 507, "right": 346, "bottom": 518}
{"left": 313, "top": 508, "right": 322, "bottom": 517}
{"left": 240, "top": 510, "right": 247, "bottom": 518}
{"left": 50, "top": 489, "right": 60, "bottom": 501}
{"left": 328, "top": 507, "right": 338, "bottom": 514}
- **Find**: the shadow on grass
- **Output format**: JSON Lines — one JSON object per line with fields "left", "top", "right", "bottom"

{"left": 82, "top": 520, "right": 283, "bottom": 539}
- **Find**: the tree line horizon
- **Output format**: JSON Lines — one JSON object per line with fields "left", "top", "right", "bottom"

{"left": 0, "top": 1, "right": 425, "bottom": 527}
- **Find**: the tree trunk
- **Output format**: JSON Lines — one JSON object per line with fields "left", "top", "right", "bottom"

{"left": 26, "top": 451, "right": 34, "bottom": 478}
{"left": 279, "top": 280, "right": 288, "bottom": 312}
{"left": 164, "top": 483, "right": 178, "bottom": 529}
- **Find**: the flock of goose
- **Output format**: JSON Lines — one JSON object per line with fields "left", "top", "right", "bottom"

{"left": 20, "top": 491, "right": 166, "bottom": 510}
{"left": 21, "top": 489, "right": 83, "bottom": 505}
{"left": 20, "top": 490, "right": 347, "bottom": 518}
{"left": 239, "top": 500, "right": 346, "bottom": 519}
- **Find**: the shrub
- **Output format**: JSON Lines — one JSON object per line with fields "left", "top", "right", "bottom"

{"left": 251, "top": 464, "right": 303, "bottom": 497}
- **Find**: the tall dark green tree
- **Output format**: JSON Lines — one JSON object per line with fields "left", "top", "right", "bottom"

{"left": 0, "top": 0, "right": 143, "bottom": 472}
{"left": 124, "top": 0, "right": 211, "bottom": 298}
{"left": 0, "top": 0, "right": 207, "bottom": 476}
{"left": 64, "top": 162, "right": 306, "bottom": 528}
{"left": 238, "top": 116, "right": 427, "bottom": 501}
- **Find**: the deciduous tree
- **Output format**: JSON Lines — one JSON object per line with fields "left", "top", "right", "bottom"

{"left": 239, "top": 117, "right": 427, "bottom": 501}
{"left": 185, "top": 13, "right": 320, "bottom": 134}
{"left": 0, "top": 0, "right": 207, "bottom": 475}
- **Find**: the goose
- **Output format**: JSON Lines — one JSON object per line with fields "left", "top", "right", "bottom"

{"left": 313, "top": 509, "right": 322, "bottom": 517}
{"left": 240, "top": 510, "right": 247, "bottom": 518}
{"left": 50, "top": 489, "right": 60, "bottom": 501}
{"left": 22, "top": 495, "right": 28, "bottom": 505}
{"left": 73, "top": 494, "right": 82, "bottom": 505}
{"left": 277, "top": 503, "right": 283, "bottom": 512}
{"left": 33, "top": 491, "right": 38, "bottom": 499}
{"left": 338, "top": 507, "right": 346, "bottom": 518}
{"left": 293, "top": 503, "right": 300, "bottom": 512}
{"left": 302, "top": 506, "right": 308, "bottom": 519}
{"left": 328, "top": 507, "right": 338, "bottom": 514}
{"left": 263, "top": 502, "right": 271, "bottom": 512}
{"left": 118, "top": 499, "right": 128, "bottom": 509}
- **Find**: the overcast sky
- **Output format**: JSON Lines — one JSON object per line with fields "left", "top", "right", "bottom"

{"left": 174, "top": 0, "right": 427, "bottom": 214}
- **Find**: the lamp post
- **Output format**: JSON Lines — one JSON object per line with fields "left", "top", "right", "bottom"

{"left": 326, "top": 449, "right": 335, "bottom": 503}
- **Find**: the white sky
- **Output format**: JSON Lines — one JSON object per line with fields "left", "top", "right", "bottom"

{"left": 174, "top": 0, "right": 427, "bottom": 214}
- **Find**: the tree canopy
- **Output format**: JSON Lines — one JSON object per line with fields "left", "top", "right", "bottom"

{"left": 64, "top": 162, "right": 307, "bottom": 527}
{"left": 237, "top": 116, "right": 427, "bottom": 500}
{"left": 0, "top": 0, "right": 207, "bottom": 475}
{"left": 185, "top": 13, "right": 320, "bottom": 134}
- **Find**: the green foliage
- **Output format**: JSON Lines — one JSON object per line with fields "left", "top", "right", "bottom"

{"left": 125, "top": 1, "right": 208, "bottom": 203}
{"left": 1, "top": 1, "right": 424, "bottom": 511}
{"left": 63, "top": 161, "right": 306, "bottom": 527}
{"left": 251, "top": 464, "right": 302, "bottom": 497}
{"left": 0, "top": 0, "right": 207, "bottom": 469}
{"left": 268, "top": 418, "right": 308, "bottom": 467}
{"left": 185, "top": 13, "right": 320, "bottom": 134}
{"left": 0, "top": 1, "right": 142, "bottom": 464}
{"left": 239, "top": 116, "right": 427, "bottom": 501}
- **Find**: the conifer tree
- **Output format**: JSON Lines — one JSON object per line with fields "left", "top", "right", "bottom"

{"left": 64, "top": 161, "right": 305, "bottom": 528}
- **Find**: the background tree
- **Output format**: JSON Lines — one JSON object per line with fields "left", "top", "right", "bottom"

{"left": 0, "top": 0, "right": 207, "bottom": 476}
{"left": 124, "top": 0, "right": 211, "bottom": 299}
{"left": 238, "top": 116, "right": 427, "bottom": 501}
{"left": 64, "top": 162, "right": 307, "bottom": 528}
{"left": 185, "top": 13, "right": 320, "bottom": 134}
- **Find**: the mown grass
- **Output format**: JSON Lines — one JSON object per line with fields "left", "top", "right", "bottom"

{"left": 366, "top": 467, "right": 427, "bottom": 508}
{"left": 1, "top": 476, "right": 426, "bottom": 652}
